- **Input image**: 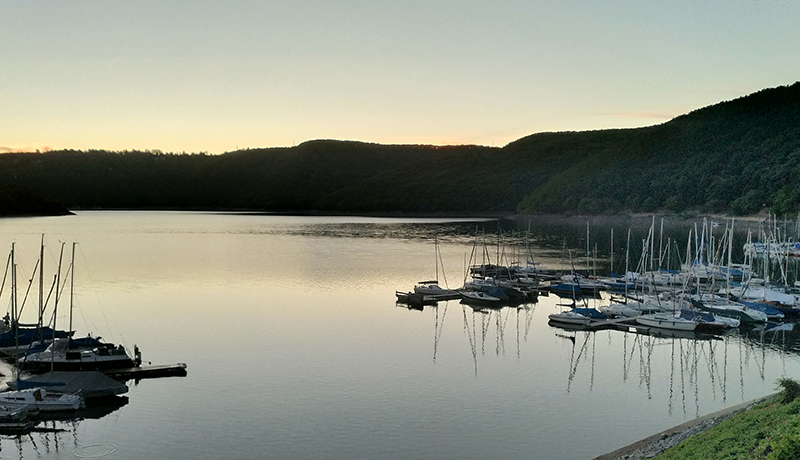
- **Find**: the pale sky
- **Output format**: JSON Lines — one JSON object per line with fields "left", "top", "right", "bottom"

{"left": 2, "top": 1, "right": 798, "bottom": 154}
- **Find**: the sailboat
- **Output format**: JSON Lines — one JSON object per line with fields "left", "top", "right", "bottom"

{"left": 413, "top": 236, "right": 459, "bottom": 298}
{"left": 634, "top": 312, "right": 698, "bottom": 331}
{"left": 17, "top": 243, "right": 138, "bottom": 374}
{"left": 0, "top": 387, "right": 82, "bottom": 412}
{"left": 0, "top": 242, "right": 72, "bottom": 358}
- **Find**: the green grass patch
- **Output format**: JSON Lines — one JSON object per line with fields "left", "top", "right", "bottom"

{"left": 655, "top": 395, "right": 800, "bottom": 460}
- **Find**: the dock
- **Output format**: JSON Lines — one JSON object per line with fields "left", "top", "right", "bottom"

{"left": 103, "top": 363, "right": 188, "bottom": 381}
{"left": 395, "top": 291, "right": 461, "bottom": 306}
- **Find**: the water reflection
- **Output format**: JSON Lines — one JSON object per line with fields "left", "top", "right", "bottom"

{"left": 4, "top": 211, "right": 799, "bottom": 460}
{"left": 0, "top": 395, "right": 127, "bottom": 459}
{"left": 395, "top": 291, "right": 800, "bottom": 420}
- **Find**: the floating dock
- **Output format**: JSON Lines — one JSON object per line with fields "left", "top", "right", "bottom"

{"left": 104, "top": 363, "right": 187, "bottom": 381}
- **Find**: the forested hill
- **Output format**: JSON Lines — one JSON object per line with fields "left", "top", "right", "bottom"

{"left": 2, "top": 82, "right": 799, "bottom": 217}
{"left": 514, "top": 82, "right": 800, "bottom": 216}
{"left": 0, "top": 185, "right": 71, "bottom": 217}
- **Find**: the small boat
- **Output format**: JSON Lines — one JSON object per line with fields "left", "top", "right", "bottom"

{"left": 414, "top": 236, "right": 460, "bottom": 299}
{"left": 548, "top": 274, "right": 604, "bottom": 298}
{"left": 460, "top": 291, "right": 502, "bottom": 303}
{"left": 548, "top": 309, "right": 596, "bottom": 325}
{"left": 678, "top": 310, "right": 730, "bottom": 331}
{"left": 0, "top": 406, "right": 34, "bottom": 434}
{"left": 690, "top": 295, "right": 768, "bottom": 323}
{"left": 0, "top": 326, "right": 73, "bottom": 358}
{"left": 395, "top": 291, "right": 437, "bottom": 307}
{"left": 8, "top": 371, "right": 129, "bottom": 399}
{"left": 413, "top": 282, "right": 459, "bottom": 297}
{"left": 0, "top": 388, "right": 82, "bottom": 412}
{"left": 635, "top": 312, "right": 697, "bottom": 331}
{"left": 738, "top": 301, "right": 785, "bottom": 320}
{"left": 600, "top": 300, "right": 661, "bottom": 318}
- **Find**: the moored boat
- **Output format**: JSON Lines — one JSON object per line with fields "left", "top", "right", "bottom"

{"left": 17, "top": 340, "right": 137, "bottom": 374}
{"left": 548, "top": 310, "right": 593, "bottom": 325}
{"left": 635, "top": 312, "right": 697, "bottom": 331}
{"left": 460, "top": 290, "right": 502, "bottom": 303}
{"left": 0, "top": 388, "right": 82, "bottom": 412}
{"left": 0, "top": 405, "right": 34, "bottom": 434}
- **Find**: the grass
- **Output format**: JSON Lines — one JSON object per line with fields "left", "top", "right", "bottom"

{"left": 655, "top": 378, "right": 800, "bottom": 460}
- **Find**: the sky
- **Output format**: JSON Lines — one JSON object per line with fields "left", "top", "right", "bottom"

{"left": 2, "top": 1, "right": 799, "bottom": 154}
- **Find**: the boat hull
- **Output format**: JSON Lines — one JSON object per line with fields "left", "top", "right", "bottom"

{"left": 635, "top": 314, "right": 697, "bottom": 331}
{"left": 548, "top": 312, "right": 592, "bottom": 325}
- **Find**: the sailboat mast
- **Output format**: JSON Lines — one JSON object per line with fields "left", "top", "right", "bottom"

{"left": 52, "top": 242, "right": 65, "bottom": 372}
{"left": 586, "top": 222, "right": 590, "bottom": 278}
{"left": 38, "top": 235, "right": 44, "bottom": 343}
{"left": 11, "top": 243, "right": 18, "bottom": 355}
{"left": 624, "top": 229, "right": 631, "bottom": 299}
{"left": 10, "top": 244, "right": 15, "bottom": 323}
{"left": 70, "top": 242, "right": 75, "bottom": 334}
{"left": 650, "top": 216, "right": 655, "bottom": 271}
{"left": 434, "top": 235, "right": 439, "bottom": 283}
{"left": 659, "top": 218, "right": 664, "bottom": 269}
{"left": 54, "top": 243, "right": 64, "bottom": 334}
{"left": 610, "top": 228, "right": 614, "bottom": 276}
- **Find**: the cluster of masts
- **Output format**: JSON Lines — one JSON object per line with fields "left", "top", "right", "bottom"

{"left": 0, "top": 237, "right": 181, "bottom": 435}
{"left": 396, "top": 218, "right": 800, "bottom": 336}
{"left": 396, "top": 232, "right": 550, "bottom": 310}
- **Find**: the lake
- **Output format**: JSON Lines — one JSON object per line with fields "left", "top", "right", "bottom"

{"left": 0, "top": 211, "right": 798, "bottom": 459}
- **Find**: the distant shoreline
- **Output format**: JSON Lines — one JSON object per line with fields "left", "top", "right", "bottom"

{"left": 2, "top": 208, "right": 778, "bottom": 229}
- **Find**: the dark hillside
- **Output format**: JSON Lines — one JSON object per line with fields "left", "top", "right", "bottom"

{"left": 1, "top": 82, "right": 798, "bottom": 216}
{"left": 0, "top": 184, "right": 71, "bottom": 216}
{"left": 515, "top": 82, "right": 800, "bottom": 215}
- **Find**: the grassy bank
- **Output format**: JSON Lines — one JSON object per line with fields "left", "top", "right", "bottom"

{"left": 656, "top": 379, "right": 800, "bottom": 460}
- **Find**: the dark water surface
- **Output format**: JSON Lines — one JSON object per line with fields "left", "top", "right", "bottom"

{"left": 0, "top": 211, "right": 798, "bottom": 459}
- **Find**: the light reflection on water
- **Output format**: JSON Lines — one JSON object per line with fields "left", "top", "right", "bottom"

{"left": 0, "top": 211, "right": 798, "bottom": 459}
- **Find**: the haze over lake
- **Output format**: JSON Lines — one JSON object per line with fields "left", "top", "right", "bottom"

{"left": 0, "top": 211, "right": 797, "bottom": 459}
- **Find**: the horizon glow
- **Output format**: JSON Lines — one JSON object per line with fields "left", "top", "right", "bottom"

{"left": 2, "top": 1, "right": 799, "bottom": 154}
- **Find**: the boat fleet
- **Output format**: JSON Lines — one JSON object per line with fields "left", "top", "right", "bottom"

{"left": 0, "top": 239, "right": 186, "bottom": 434}
{"left": 396, "top": 218, "right": 800, "bottom": 338}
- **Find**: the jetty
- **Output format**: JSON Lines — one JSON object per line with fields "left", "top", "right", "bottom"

{"left": 104, "top": 363, "right": 188, "bottom": 381}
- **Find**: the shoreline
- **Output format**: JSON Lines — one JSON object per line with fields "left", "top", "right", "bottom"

{"left": 591, "top": 394, "right": 776, "bottom": 460}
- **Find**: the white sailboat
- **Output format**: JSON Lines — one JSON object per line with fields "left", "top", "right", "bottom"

{"left": 0, "top": 387, "right": 82, "bottom": 412}
{"left": 635, "top": 312, "right": 697, "bottom": 331}
{"left": 18, "top": 243, "right": 137, "bottom": 374}
{"left": 413, "top": 236, "right": 459, "bottom": 297}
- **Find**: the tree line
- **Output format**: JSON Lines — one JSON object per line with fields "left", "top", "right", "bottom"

{"left": 2, "top": 82, "right": 799, "bottom": 217}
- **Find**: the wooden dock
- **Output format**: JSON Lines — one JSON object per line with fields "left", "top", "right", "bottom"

{"left": 104, "top": 363, "right": 187, "bottom": 381}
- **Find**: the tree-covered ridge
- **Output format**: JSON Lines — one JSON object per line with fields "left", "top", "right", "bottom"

{"left": 0, "top": 184, "right": 70, "bottom": 217}
{"left": 1, "top": 82, "right": 799, "bottom": 216}
{"left": 515, "top": 82, "right": 800, "bottom": 215}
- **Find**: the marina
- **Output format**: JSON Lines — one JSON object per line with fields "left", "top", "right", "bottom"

{"left": 1, "top": 212, "right": 799, "bottom": 459}
{"left": 0, "top": 237, "right": 187, "bottom": 438}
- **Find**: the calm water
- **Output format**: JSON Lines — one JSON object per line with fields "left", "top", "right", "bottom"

{"left": 0, "top": 211, "right": 798, "bottom": 460}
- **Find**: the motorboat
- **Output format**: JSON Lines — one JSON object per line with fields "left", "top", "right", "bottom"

{"left": 17, "top": 338, "right": 137, "bottom": 374}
